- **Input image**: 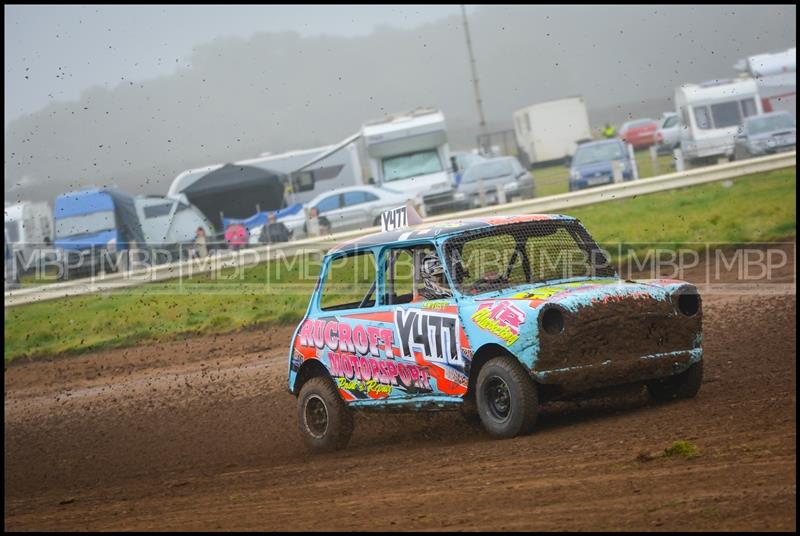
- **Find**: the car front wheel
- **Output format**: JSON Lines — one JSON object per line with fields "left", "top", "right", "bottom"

{"left": 647, "top": 360, "right": 703, "bottom": 401}
{"left": 297, "top": 376, "right": 354, "bottom": 452}
{"left": 476, "top": 355, "right": 538, "bottom": 439}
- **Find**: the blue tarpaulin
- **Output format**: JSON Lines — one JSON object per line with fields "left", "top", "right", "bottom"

{"left": 222, "top": 203, "right": 303, "bottom": 231}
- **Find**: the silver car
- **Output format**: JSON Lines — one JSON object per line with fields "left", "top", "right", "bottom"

{"left": 655, "top": 112, "right": 681, "bottom": 154}
{"left": 457, "top": 156, "right": 535, "bottom": 209}
{"left": 255, "top": 185, "right": 420, "bottom": 240}
{"left": 733, "top": 111, "right": 796, "bottom": 160}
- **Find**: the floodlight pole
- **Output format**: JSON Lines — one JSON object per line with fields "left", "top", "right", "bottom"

{"left": 461, "top": 5, "right": 487, "bottom": 138}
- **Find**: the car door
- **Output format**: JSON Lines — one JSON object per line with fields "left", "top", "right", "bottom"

{"left": 314, "top": 193, "right": 343, "bottom": 229}
{"left": 339, "top": 191, "right": 371, "bottom": 231}
{"left": 371, "top": 243, "right": 471, "bottom": 400}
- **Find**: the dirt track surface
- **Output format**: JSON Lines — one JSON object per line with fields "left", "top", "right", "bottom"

{"left": 5, "top": 256, "right": 797, "bottom": 530}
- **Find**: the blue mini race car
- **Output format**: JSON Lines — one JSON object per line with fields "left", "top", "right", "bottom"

{"left": 288, "top": 213, "right": 703, "bottom": 452}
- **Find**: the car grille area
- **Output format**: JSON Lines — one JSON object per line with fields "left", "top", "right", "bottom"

{"left": 534, "top": 294, "right": 702, "bottom": 389}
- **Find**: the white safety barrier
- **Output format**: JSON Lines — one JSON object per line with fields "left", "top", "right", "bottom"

{"left": 5, "top": 150, "right": 795, "bottom": 308}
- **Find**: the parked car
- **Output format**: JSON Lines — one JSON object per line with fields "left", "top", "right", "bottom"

{"left": 569, "top": 139, "right": 634, "bottom": 191}
{"left": 288, "top": 213, "right": 704, "bottom": 452}
{"left": 619, "top": 118, "right": 659, "bottom": 149}
{"left": 732, "top": 111, "right": 796, "bottom": 160}
{"left": 654, "top": 112, "right": 682, "bottom": 154}
{"left": 451, "top": 151, "right": 488, "bottom": 186}
{"left": 276, "top": 185, "right": 422, "bottom": 239}
{"left": 457, "top": 157, "right": 535, "bottom": 208}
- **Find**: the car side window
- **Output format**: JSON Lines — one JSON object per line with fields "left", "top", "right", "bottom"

{"left": 364, "top": 192, "right": 379, "bottom": 202}
{"left": 343, "top": 191, "right": 368, "bottom": 206}
{"left": 664, "top": 116, "right": 678, "bottom": 128}
{"left": 383, "top": 244, "right": 448, "bottom": 304}
{"left": 320, "top": 251, "right": 377, "bottom": 311}
{"left": 316, "top": 194, "right": 341, "bottom": 214}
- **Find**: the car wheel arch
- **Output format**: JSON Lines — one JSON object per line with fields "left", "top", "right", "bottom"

{"left": 465, "top": 343, "right": 531, "bottom": 402}
{"left": 293, "top": 358, "right": 333, "bottom": 396}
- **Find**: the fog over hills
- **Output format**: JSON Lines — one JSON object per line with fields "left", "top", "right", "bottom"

{"left": 4, "top": 5, "right": 795, "bottom": 202}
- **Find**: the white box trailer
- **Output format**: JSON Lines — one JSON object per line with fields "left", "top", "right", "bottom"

{"left": 675, "top": 77, "right": 762, "bottom": 164}
{"left": 513, "top": 96, "right": 593, "bottom": 165}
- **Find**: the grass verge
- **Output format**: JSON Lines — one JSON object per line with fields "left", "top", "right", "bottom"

{"left": 4, "top": 167, "right": 796, "bottom": 363}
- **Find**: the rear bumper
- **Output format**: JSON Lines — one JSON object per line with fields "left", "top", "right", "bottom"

{"left": 532, "top": 348, "right": 703, "bottom": 390}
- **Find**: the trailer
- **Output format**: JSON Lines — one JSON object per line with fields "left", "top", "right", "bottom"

{"left": 675, "top": 77, "right": 763, "bottom": 164}
{"left": 513, "top": 96, "right": 593, "bottom": 166}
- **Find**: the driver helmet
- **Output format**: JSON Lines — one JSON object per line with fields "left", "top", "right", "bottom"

{"left": 421, "top": 254, "right": 451, "bottom": 297}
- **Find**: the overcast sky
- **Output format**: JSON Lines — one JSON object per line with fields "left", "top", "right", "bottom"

{"left": 4, "top": 5, "right": 796, "bottom": 203}
{"left": 4, "top": 4, "right": 467, "bottom": 125}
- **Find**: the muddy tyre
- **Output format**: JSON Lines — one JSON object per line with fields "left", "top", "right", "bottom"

{"left": 476, "top": 355, "right": 538, "bottom": 439}
{"left": 297, "top": 376, "right": 354, "bottom": 453}
{"left": 647, "top": 360, "right": 703, "bottom": 401}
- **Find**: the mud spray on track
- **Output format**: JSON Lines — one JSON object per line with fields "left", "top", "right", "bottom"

{"left": 4, "top": 252, "right": 796, "bottom": 531}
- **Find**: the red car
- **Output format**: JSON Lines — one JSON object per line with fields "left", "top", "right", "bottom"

{"left": 619, "top": 118, "right": 659, "bottom": 149}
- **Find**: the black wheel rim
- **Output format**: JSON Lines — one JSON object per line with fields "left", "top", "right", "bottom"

{"left": 304, "top": 395, "right": 329, "bottom": 439}
{"left": 485, "top": 376, "right": 512, "bottom": 422}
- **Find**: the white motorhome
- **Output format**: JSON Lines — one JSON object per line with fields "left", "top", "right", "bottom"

{"left": 238, "top": 144, "right": 364, "bottom": 206}
{"left": 360, "top": 108, "right": 459, "bottom": 215}
{"left": 133, "top": 195, "right": 213, "bottom": 249}
{"left": 675, "top": 77, "right": 763, "bottom": 164}
{"left": 513, "top": 96, "right": 593, "bottom": 165}
{"left": 734, "top": 47, "right": 796, "bottom": 117}
{"left": 4, "top": 201, "right": 53, "bottom": 271}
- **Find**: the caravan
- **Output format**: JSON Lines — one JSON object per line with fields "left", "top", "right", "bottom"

{"left": 4, "top": 201, "right": 54, "bottom": 273}
{"left": 675, "top": 77, "right": 762, "bottom": 164}
{"left": 133, "top": 195, "right": 214, "bottom": 256}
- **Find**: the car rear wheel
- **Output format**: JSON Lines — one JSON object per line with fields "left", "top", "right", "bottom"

{"left": 297, "top": 376, "right": 354, "bottom": 453}
{"left": 476, "top": 355, "right": 538, "bottom": 439}
{"left": 647, "top": 360, "right": 703, "bottom": 401}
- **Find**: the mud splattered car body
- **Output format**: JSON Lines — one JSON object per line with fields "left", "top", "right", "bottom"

{"left": 288, "top": 214, "right": 703, "bottom": 451}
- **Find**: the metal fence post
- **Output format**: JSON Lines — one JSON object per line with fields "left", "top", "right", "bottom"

{"left": 628, "top": 143, "right": 639, "bottom": 180}
{"left": 650, "top": 145, "right": 659, "bottom": 176}
{"left": 674, "top": 148, "right": 685, "bottom": 173}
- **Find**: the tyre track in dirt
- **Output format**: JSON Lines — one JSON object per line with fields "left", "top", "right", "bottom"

{"left": 4, "top": 255, "right": 796, "bottom": 530}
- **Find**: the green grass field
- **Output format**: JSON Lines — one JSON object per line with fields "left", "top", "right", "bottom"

{"left": 5, "top": 167, "right": 796, "bottom": 362}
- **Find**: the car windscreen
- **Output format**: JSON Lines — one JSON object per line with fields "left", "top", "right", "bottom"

{"left": 382, "top": 149, "right": 443, "bottom": 182}
{"left": 462, "top": 160, "right": 513, "bottom": 183}
{"left": 663, "top": 115, "right": 679, "bottom": 128}
{"left": 55, "top": 210, "right": 116, "bottom": 238}
{"left": 747, "top": 114, "right": 796, "bottom": 135}
{"left": 572, "top": 143, "right": 625, "bottom": 166}
{"left": 443, "top": 220, "right": 616, "bottom": 295}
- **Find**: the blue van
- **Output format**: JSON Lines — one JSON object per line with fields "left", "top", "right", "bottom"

{"left": 568, "top": 139, "right": 634, "bottom": 192}
{"left": 53, "top": 188, "right": 145, "bottom": 280}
